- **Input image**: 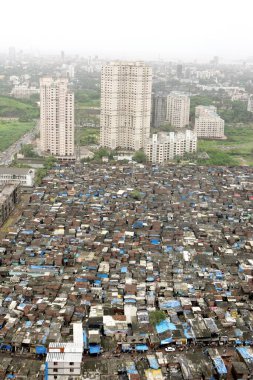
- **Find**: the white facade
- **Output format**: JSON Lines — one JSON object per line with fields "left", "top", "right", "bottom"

{"left": 145, "top": 130, "right": 197, "bottom": 163}
{"left": 166, "top": 92, "right": 190, "bottom": 128}
{"left": 40, "top": 77, "right": 75, "bottom": 158}
{"left": 11, "top": 84, "right": 40, "bottom": 99}
{"left": 0, "top": 168, "right": 35, "bottom": 187}
{"left": 247, "top": 95, "right": 253, "bottom": 112}
{"left": 194, "top": 105, "right": 225, "bottom": 139}
{"left": 100, "top": 61, "right": 152, "bottom": 151}
{"left": 46, "top": 323, "right": 83, "bottom": 380}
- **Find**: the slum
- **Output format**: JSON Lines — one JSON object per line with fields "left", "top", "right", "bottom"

{"left": 0, "top": 162, "right": 253, "bottom": 380}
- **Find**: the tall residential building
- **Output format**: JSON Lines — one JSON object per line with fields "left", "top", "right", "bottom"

{"left": 194, "top": 105, "right": 225, "bottom": 139}
{"left": 40, "top": 77, "right": 74, "bottom": 158}
{"left": 247, "top": 95, "right": 253, "bottom": 112}
{"left": 166, "top": 92, "right": 190, "bottom": 128}
{"left": 145, "top": 130, "right": 197, "bottom": 163}
{"left": 100, "top": 61, "right": 152, "bottom": 151}
{"left": 151, "top": 93, "right": 167, "bottom": 129}
{"left": 176, "top": 64, "right": 183, "bottom": 78}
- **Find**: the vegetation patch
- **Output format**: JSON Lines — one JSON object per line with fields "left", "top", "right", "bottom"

{"left": 0, "top": 120, "right": 35, "bottom": 151}
{"left": 77, "top": 127, "right": 99, "bottom": 146}
{"left": 0, "top": 96, "right": 39, "bottom": 120}
{"left": 198, "top": 124, "right": 253, "bottom": 166}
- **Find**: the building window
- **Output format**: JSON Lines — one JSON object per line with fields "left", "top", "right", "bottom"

{"left": 53, "top": 369, "right": 58, "bottom": 373}
{"left": 53, "top": 362, "right": 58, "bottom": 365}
{"left": 69, "top": 362, "right": 74, "bottom": 365}
{"left": 70, "top": 368, "right": 74, "bottom": 373}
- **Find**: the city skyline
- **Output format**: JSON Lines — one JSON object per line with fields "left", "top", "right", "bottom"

{"left": 1, "top": 0, "right": 253, "bottom": 61}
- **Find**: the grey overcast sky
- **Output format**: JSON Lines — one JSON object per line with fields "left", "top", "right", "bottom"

{"left": 1, "top": 0, "right": 252, "bottom": 61}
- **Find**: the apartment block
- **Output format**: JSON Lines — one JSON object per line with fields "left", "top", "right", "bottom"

{"left": 45, "top": 323, "right": 83, "bottom": 380}
{"left": 247, "top": 95, "right": 253, "bottom": 112}
{"left": 100, "top": 61, "right": 152, "bottom": 151}
{"left": 11, "top": 84, "right": 40, "bottom": 99}
{"left": 40, "top": 77, "right": 74, "bottom": 158}
{"left": 145, "top": 130, "right": 197, "bottom": 163}
{"left": 151, "top": 93, "right": 167, "bottom": 129}
{"left": 194, "top": 105, "right": 225, "bottom": 139}
{"left": 166, "top": 92, "right": 190, "bottom": 128}
{"left": 0, "top": 184, "right": 20, "bottom": 226}
{"left": 0, "top": 168, "right": 35, "bottom": 187}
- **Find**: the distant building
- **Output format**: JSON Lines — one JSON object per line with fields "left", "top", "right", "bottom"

{"left": 11, "top": 84, "right": 39, "bottom": 99}
{"left": 151, "top": 93, "right": 167, "bottom": 129}
{"left": 247, "top": 95, "right": 253, "bottom": 112}
{"left": 0, "top": 184, "right": 20, "bottom": 226}
{"left": 194, "top": 105, "right": 225, "bottom": 139}
{"left": 0, "top": 168, "right": 35, "bottom": 187}
{"left": 176, "top": 64, "right": 183, "bottom": 78}
{"left": 145, "top": 130, "right": 197, "bottom": 163}
{"left": 8, "top": 46, "right": 16, "bottom": 62}
{"left": 166, "top": 92, "right": 190, "bottom": 128}
{"left": 40, "top": 77, "right": 75, "bottom": 158}
{"left": 45, "top": 323, "right": 83, "bottom": 380}
{"left": 100, "top": 61, "right": 152, "bottom": 151}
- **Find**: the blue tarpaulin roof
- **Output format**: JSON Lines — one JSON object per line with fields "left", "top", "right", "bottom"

{"left": 147, "top": 357, "right": 160, "bottom": 369}
{"left": 213, "top": 357, "right": 227, "bottom": 375}
{"left": 126, "top": 363, "right": 138, "bottom": 374}
{"left": 20, "top": 230, "right": 34, "bottom": 235}
{"left": 36, "top": 346, "right": 47, "bottom": 354}
{"left": 135, "top": 344, "right": 148, "bottom": 351}
{"left": 161, "top": 337, "right": 174, "bottom": 345}
{"left": 160, "top": 300, "right": 181, "bottom": 309}
{"left": 133, "top": 221, "right": 144, "bottom": 229}
{"left": 97, "top": 273, "right": 108, "bottom": 278}
{"left": 89, "top": 344, "right": 101, "bottom": 354}
{"left": 156, "top": 320, "right": 177, "bottom": 334}
{"left": 237, "top": 347, "right": 253, "bottom": 360}
{"left": 150, "top": 239, "right": 160, "bottom": 245}
{"left": 83, "top": 330, "right": 88, "bottom": 349}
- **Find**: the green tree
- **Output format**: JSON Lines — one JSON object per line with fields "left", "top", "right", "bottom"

{"left": 149, "top": 310, "right": 167, "bottom": 326}
{"left": 131, "top": 189, "right": 142, "bottom": 200}
{"left": 133, "top": 150, "right": 147, "bottom": 163}
{"left": 21, "top": 144, "right": 38, "bottom": 158}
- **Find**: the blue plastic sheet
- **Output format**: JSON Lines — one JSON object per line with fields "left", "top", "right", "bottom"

{"left": 135, "top": 344, "right": 148, "bottom": 351}
{"left": 148, "top": 357, "right": 159, "bottom": 369}
{"left": 89, "top": 344, "right": 101, "bottom": 354}
{"left": 36, "top": 346, "right": 47, "bottom": 354}
{"left": 213, "top": 357, "right": 227, "bottom": 375}
{"left": 156, "top": 320, "right": 177, "bottom": 334}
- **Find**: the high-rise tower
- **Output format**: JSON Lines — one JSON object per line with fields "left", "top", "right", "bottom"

{"left": 100, "top": 61, "right": 152, "bottom": 151}
{"left": 40, "top": 77, "right": 74, "bottom": 158}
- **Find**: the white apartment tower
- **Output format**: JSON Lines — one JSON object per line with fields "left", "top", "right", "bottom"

{"left": 247, "top": 95, "right": 253, "bottom": 112}
{"left": 40, "top": 77, "right": 74, "bottom": 158}
{"left": 166, "top": 92, "right": 190, "bottom": 128}
{"left": 145, "top": 130, "right": 197, "bottom": 163}
{"left": 100, "top": 61, "right": 152, "bottom": 151}
{"left": 194, "top": 105, "right": 225, "bottom": 139}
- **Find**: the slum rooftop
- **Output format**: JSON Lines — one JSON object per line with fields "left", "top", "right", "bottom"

{"left": 0, "top": 162, "right": 252, "bottom": 379}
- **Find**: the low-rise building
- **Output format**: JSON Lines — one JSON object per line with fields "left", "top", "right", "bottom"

{"left": 0, "top": 168, "right": 35, "bottom": 187}
{"left": 145, "top": 130, "right": 197, "bottom": 163}
{"left": 11, "top": 84, "right": 40, "bottom": 99}
{"left": 194, "top": 105, "right": 225, "bottom": 139}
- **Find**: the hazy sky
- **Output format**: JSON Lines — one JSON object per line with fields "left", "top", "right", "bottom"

{"left": 1, "top": 0, "right": 253, "bottom": 61}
